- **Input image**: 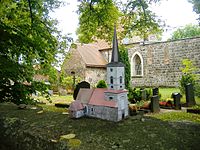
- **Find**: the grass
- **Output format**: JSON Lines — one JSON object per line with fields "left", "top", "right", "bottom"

{"left": 0, "top": 103, "right": 200, "bottom": 150}
{"left": 152, "top": 112, "right": 200, "bottom": 123}
{"left": 33, "top": 94, "right": 73, "bottom": 105}
{"left": 158, "top": 88, "right": 200, "bottom": 105}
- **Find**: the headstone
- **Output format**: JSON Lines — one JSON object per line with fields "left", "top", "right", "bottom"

{"left": 172, "top": 93, "right": 181, "bottom": 110}
{"left": 140, "top": 89, "right": 147, "bottom": 100}
{"left": 185, "top": 83, "right": 196, "bottom": 106}
{"left": 150, "top": 95, "right": 160, "bottom": 113}
{"left": 73, "top": 81, "right": 90, "bottom": 100}
{"left": 153, "top": 87, "right": 159, "bottom": 96}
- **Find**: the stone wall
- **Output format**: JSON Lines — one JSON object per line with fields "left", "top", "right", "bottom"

{"left": 127, "top": 37, "right": 200, "bottom": 87}
{"left": 87, "top": 105, "right": 118, "bottom": 122}
{"left": 85, "top": 67, "right": 106, "bottom": 86}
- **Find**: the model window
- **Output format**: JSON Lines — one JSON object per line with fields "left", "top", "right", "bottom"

{"left": 110, "top": 76, "right": 113, "bottom": 84}
{"left": 120, "top": 76, "right": 122, "bottom": 83}
{"left": 110, "top": 68, "right": 113, "bottom": 72}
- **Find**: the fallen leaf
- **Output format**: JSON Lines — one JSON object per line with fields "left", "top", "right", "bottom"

{"left": 60, "top": 134, "right": 76, "bottom": 140}
{"left": 51, "top": 139, "right": 58, "bottom": 143}
{"left": 37, "top": 110, "right": 44, "bottom": 114}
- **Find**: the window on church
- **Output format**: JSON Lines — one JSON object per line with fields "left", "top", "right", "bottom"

{"left": 135, "top": 55, "right": 141, "bottom": 75}
{"left": 110, "top": 76, "right": 113, "bottom": 84}
{"left": 120, "top": 76, "right": 122, "bottom": 83}
{"left": 131, "top": 52, "right": 143, "bottom": 77}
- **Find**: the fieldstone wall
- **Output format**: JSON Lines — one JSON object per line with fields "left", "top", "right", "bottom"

{"left": 127, "top": 37, "right": 200, "bottom": 87}
{"left": 85, "top": 67, "right": 106, "bottom": 86}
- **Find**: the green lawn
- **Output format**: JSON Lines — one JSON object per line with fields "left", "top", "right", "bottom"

{"left": 33, "top": 94, "right": 73, "bottom": 105}
{"left": 0, "top": 103, "right": 200, "bottom": 150}
{"left": 158, "top": 87, "right": 200, "bottom": 105}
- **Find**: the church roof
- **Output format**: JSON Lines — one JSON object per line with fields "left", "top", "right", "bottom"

{"left": 111, "top": 26, "right": 120, "bottom": 63}
{"left": 107, "top": 26, "right": 125, "bottom": 67}
{"left": 76, "top": 88, "right": 94, "bottom": 104}
{"left": 72, "top": 40, "right": 111, "bottom": 68}
{"left": 88, "top": 88, "right": 117, "bottom": 107}
{"left": 69, "top": 100, "right": 84, "bottom": 111}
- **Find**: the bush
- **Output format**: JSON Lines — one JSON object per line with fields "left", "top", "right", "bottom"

{"left": 179, "top": 59, "right": 198, "bottom": 94}
{"left": 128, "top": 88, "right": 141, "bottom": 103}
{"left": 195, "top": 82, "right": 200, "bottom": 98}
{"left": 96, "top": 80, "right": 107, "bottom": 88}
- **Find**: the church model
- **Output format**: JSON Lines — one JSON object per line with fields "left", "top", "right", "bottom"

{"left": 69, "top": 27, "right": 129, "bottom": 122}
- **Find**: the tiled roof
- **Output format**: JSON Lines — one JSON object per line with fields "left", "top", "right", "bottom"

{"left": 72, "top": 40, "right": 111, "bottom": 68}
{"left": 88, "top": 88, "right": 117, "bottom": 108}
{"left": 76, "top": 88, "right": 94, "bottom": 104}
{"left": 69, "top": 100, "right": 84, "bottom": 111}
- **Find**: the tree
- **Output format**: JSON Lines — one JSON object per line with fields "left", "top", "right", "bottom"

{"left": 188, "top": 0, "right": 200, "bottom": 24}
{"left": 77, "top": 0, "right": 162, "bottom": 43}
{"left": 119, "top": 45, "right": 131, "bottom": 89}
{"left": 170, "top": 24, "right": 200, "bottom": 40}
{"left": 0, "top": 0, "right": 68, "bottom": 104}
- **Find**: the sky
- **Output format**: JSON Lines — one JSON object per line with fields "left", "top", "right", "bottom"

{"left": 51, "top": 0, "right": 199, "bottom": 41}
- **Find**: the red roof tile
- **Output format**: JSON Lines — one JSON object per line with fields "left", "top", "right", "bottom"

{"left": 88, "top": 88, "right": 117, "bottom": 107}
{"left": 76, "top": 88, "right": 94, "bottom": 104}
{"left": 69, "top": 100, "right": 84, "bottom": 111}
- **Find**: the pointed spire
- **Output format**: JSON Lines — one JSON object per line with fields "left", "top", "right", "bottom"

{"left": 111, "top": 25, "right": 119, "bottom": 62}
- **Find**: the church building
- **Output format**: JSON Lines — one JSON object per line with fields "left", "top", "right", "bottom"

{"left": 69, "top": 27, "right": 129, "bottom": 122}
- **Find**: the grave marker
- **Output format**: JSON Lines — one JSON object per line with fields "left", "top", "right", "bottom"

{"left": 172, "top": 93, "right": 181, "bottom": 110}
{"left": 150, "top": 95, "right": 160, "bottom": 113}
{"left": 185, "top": 83, "right": 196, "bottom": 106}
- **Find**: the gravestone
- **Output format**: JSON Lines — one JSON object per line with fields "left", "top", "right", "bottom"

{"left": 150, "top": 95, "right": 160, "bottom": 113}
{"left": 172, "top": 93, "right": 181, "bottom": 110}
{"left": 140, "top": 88, "right": 147, "bottom": 100}
{"left": 73, "top": 81, "right": 90, "bottom": 100}
{"left": 153, "top": 87, "right": 159, "bottom": 96}
{"left": 185, "top": 83, "right": 196, "bottom": 106}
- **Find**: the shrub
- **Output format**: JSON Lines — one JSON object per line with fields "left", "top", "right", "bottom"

{"left": 179, "top": 59, "right": 198, "bottom": 94}
{"left": 96, "top": 80, "right": 107, "bottom": 88}
{"left": 128, "top": 88, "right": 142, "bottom": 103}
{"left": 195, "top": 82, "right": 200, "bottom": 98}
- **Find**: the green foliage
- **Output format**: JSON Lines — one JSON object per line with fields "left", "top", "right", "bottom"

{"left": 77, "top": 0, "right": 162, "bottom": 43}
{"left": 0, "top": 0, "right": 67, "bottom": 104}
{"left": 179, "top": 59, "right": 198, "bottom": 94}
{"left": 77, "top": 0, "right": 120, "bottom": 43}
{"left": 128, "top": 88, "right": 141, "bottom": 103}
{"left": 121, "top": 0, "right": 163, "bottom": 41}
{"left": 128, "top": 87, "right": 152, "bottom": 103}
{"left": 170, "top": 24, "right": 200, "bottom": 40}
{"left": 60, "top": 76, "right": 82, "bottom": 91}
{"left": 188, "top": 0, "right": 200, "bottom": 23}
{"left": 96, "top": 80, "right": 107, "bottom": 88}
{"left": 119, "top": 45, "right": 131, "bottom": 89}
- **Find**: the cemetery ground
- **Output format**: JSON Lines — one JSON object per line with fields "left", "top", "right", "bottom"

{"left": 0, "top": 88, "right": 200, "bottom": 150}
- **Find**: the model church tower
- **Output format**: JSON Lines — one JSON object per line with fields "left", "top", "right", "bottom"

{"left": 107, "top": 26, "right": 125, "bottom": 90}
